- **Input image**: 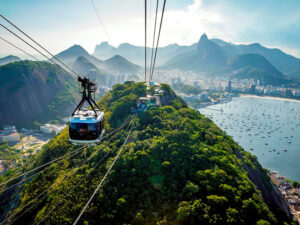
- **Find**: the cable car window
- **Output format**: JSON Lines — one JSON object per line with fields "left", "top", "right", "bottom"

{"left": 69, "top": 122, "right": 99, "bottom": 140}
{"left": 88, "top": 124, "right": 97, "bottom": 132}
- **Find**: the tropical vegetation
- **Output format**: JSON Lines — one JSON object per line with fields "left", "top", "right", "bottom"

{"left": 0, "top": 83, "right": 294, "bottom": 225}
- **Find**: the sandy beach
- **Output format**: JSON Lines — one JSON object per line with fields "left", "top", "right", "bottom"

{"left": 241, "top": 94, "right": 300, "bottom": 103}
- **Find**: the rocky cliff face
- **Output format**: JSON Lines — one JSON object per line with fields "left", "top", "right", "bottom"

{"left": 0, "top": 61, "right": 75, "bottom": 128}
{"left": 0, "top": 75, "right": 62, "bottom": 126}
{"left": 234, "top": 146, "right": 291, "bottom": 221}
{"left": 161, "top": 90, "right": 290, "bottom": 219}
{"left": 158, "top": 89, "right": 187, "bottom": 107}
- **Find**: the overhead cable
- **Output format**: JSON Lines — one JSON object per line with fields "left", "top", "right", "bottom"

{"left": 0, "top": 14, "right": 79, "bottom": 78}
{"left": 37, "top": 118, "right": 133, "bottom": 225}
{"left": 89, "top": 0, "right": 112, "bottom": 43}
{"left": 149, "top": 0, "right": 160, "bottom": 80}
{"left": 150, "top": 0, "right": 166, "bottom": 81}
{"left": 72, "top": 118, "right": 135, "bottom": 225}
{"left": 0, "top": 36, "right": 39, "bottom": 61}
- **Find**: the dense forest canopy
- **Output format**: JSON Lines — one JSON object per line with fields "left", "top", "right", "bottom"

{"left": 0, "top": 82, "right": 294, "bottom": 225}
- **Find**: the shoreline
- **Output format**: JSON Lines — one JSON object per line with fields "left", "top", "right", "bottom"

{"left": 240, "top": 94, "right": 300, "bottom": 103}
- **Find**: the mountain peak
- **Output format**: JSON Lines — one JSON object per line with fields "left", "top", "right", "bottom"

{"left": 249, "top": 43, "right": 262, "bottom": 48}
{"left": 93, "top": 42, "right": 115, "bottom": 57}
{"left": 98, "top": 42, "right": 114, "bottom": 48}
{"left": 111, "top": 54, "right": 123, "bottom": 58}
{"left": 106, "top": 54, "right": 132, "bottom": 64}
{"left": 75, "top": 55, "right": 89, "bottom": 62}
{"left": 54, "top": 45, "right": 89, "bottom": 64}
{"left": 68, "top": 45, "right": 89, "bottom": 54}
{"left": 99, "top": 41, "right": 110, "bottom": 46}
{"left": 73, "top": 55, "right": 99, "bottom": 75}
{"left": 104, "top": 54, "right": 141, "bottom": 73}
{"left": 197, "top": 33, "right": 226, "bottom": 57}
{"left": 199, "top": 33, "right": 208, "bottom": 42}
{"left": 0, "top": 55, "right": 21, "bottom": 66}
{"left": 57, "top": 45, "right": 89, "bottom": 57}
{"left": 118, "top": 43, "right": 134, "bottom": 48}
{"left": 108, "top": 54, "right": 127, "bottom": 61}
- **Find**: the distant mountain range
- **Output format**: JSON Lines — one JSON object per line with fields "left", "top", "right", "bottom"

{"left": 93, "top": 34, "right": 300, "bottom": 85}
{"left": 54, "top": 45, "right": 141, "bottom": 75}
{"left": 214, "top": 41, "right": 300, "bottom": 76}
{"left": 55, "top": 45, "right": 105, "bottom": 69}
{"left": 2, "top": 34, "right": 300, "bottom": 87}
{"left": 0, "top": 55, "right": 21, "bottom": 66}
{"left": 163, "top": 34, "right": 299, "bottom": 85}
{"left": 93, "top": 41, "right": 191, "bottom": 67}
{"left": 93, "top": 37, "right": 300, "bottom": 74}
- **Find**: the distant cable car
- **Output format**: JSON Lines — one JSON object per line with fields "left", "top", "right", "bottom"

{"left": 69, "top": 76, "right": 105, "bottom": 144}
{"left": 131, "top": 95, "right": 158, "bottom": 113}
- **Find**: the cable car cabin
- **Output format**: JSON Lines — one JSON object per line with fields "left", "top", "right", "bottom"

{"left": 69, "top": 76, "right": 105, "bottom": 145}
{"left": 69, "top": 109, "right": 104, "bottom": 144}
{"left": 131, "top": 96, "right": 158, "bottom": 113}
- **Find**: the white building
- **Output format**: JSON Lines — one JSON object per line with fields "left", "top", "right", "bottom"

{"left": 0, "top": 125, "right": 20, "bottom": 143}
{"left": 40, "top": 124, "right": 66, "bottom": 135}
{"left": 0, "top": 132, "right": 20, "bottom": 143}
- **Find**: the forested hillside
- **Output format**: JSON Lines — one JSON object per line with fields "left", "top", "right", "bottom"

{"left": 0, "top": 55, "right": 21, "bottom": 66}
{"left": 0, "top": 60, "right": 78, "bottom": 128}
{"left": 164, "top": 34, "right": 291, "bottom": 85}
{"left": 0, "top": 83, "right": 294, "bottom": 225}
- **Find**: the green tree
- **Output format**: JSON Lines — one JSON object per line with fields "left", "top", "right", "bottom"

{"left": 256, "top": 219, "right": 271, "bottom": 225}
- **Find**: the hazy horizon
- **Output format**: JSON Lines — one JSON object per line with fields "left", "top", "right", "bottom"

{"left": 1, "top": 0, "right": 300, "bottom": 59}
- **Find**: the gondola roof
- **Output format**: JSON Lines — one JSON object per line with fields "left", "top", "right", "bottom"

{"left": 70, "top": 110, "right": 104, "bottom": 124}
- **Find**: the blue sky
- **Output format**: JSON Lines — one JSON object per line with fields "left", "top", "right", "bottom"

{"left": 0, "top": 0, "right": 300, "bottom": 58}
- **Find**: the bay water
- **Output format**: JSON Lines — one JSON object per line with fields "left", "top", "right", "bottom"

{"left": 199, "top": 96, "right": 300, "bottom": 182}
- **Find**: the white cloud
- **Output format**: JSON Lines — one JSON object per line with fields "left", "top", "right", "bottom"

{"left": 1, "top": 0, "right": 299, "bottom": 58}
{"left": 157, "top": 0, "right": 244, "bottom": 46}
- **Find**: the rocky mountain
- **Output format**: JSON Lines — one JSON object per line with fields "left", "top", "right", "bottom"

{"left": 232, "top": 67, "right": 288, "bottom": 86}
{"left": 72, "top": 56, "right": 106, "bottom": 84}
{"left": 0, "top": 55, "right": 21, "bottom": 66}
{"left": 209, "top": 39, "right": 300, "bottom": 76}
{"left": 0, "top": 60, "right": 78, "bottom": 128}
{"left": 164, "top": 34, "right": 228, "bottom": 73}
{"left": 73, "top": 56, "right": 101, "bottom": 74}
{"left": 228, "top": 54, "right": 283, "bottom": 77}
{"left": 0, "top": 83, "right": 293, "bottom": 224}
{"left": 93, "top": 35, "right": 300, "bottom": 79}
{"left": 93, "top": 41, "right": 192, "bottom": 66}
{"left": 54, "top": 45, "right": 105, "bottom": 69}
{"left": 104, "top": 55, "right": 141, "bottom": 74}
{"left": 209, "top": 40, "right": 300, "bottom": 76}
{"left": 55, "top": 45, "right": 140, "bottom": 75}
{"left": 230, "top": 43, "right": 300, "bottom": 76}
{"left": 164, "top": 34, "right": 291, "bottom": 85}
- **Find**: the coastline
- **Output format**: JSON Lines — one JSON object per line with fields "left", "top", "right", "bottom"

{"left": 241, "top": 94, "right": 300, "bottom": 103}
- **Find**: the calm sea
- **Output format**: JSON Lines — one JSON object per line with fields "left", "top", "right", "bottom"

{"left": 199, "top": 96, "right": 300, "bottom": 182}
